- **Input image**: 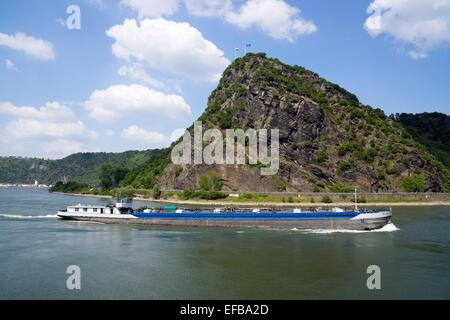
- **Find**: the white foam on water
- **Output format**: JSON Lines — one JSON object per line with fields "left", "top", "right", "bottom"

{"left": 291, "top": 223, "right": 400, "bottom": 234}
{"left": 67, "top": 220, "right": 105, "bottom": 225}
{"left": 0, "top": 213, "right": 58, "bottom": 219}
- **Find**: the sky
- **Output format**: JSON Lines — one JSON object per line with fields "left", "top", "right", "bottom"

{"left": 0, "top": 0, "right": 449, "bottom": 159}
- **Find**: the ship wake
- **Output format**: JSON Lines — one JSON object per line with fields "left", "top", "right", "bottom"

{"left": 292, "top": 223, "right": 400, "bottom": 234}
{"left": 0, "top": 213, "right": 58, "bottom": 219}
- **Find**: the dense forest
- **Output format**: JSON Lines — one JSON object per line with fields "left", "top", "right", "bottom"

{"left": 0, "top": 149, "right": 162, "bottom": 185}
{"left": 392, "top": 112, "right": 450, "bottom": 169}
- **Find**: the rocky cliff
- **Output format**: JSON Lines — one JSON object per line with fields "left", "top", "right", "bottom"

{"left": 138, "top": 53, "right": 448, "bottom": 192}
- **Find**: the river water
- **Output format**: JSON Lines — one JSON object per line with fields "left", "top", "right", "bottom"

{"left": 0, "top": 188, "right": 448, "bottom": 299}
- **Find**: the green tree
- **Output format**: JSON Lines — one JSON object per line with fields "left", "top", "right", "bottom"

{"left": 210, "top": 170, "right": 224, "bottom": 191}
{"left": 317, "top": 150, "right": 327, "bottom": 163}
{"left": 401, "top": 174, "right": 427, "bottom": 192}
{"left": 414, "top": 174, "right": 426, "bottom": 192}
{"left": 114, "top": 167, "right": 130, "bottom": 185}
{"left": 152, "top": 184, "right": 161, "bottom": 199}
{"left": 198, "top": 174, "right": 211, "bottom": 191}
{"left": 114, "top": 187, "right": 135, "bottom": 198}
{"left": 99, "top": 163, "right": 113, "bottom": 189}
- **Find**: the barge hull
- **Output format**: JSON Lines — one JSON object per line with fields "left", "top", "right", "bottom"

{"left": 58, "top": 216, "right": 391, "bottom": 231}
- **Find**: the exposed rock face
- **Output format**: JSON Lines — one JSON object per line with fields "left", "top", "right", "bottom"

{"left": 159, "top": 53, "right": 447, "bottom": 192}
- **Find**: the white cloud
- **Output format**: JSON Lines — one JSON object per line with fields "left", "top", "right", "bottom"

{"left": 4, "top": 118, "right": 89, "bottom": 140}
{"left": 364, "top": 0, "right": 450, "bottom": 58}
{"left": 41, "top": 139, "right": 99, "bottom": 157}
{"left": 225, "top": 0, "right": 317, "bottom": 42}
{"left": 0, "top": 32, "right": 55, "bottom": 60}
{"left": 84, "top": 83, "right": 192, "bottom": 123}
{"left": 0, "top": 102, "right": 95, "bottom": 139}
{"left": 185, "top": 0, "right": 232, "bottom": 17}
{"left": 118, "top": 63, "right": 164, "bottom": 88}
{"left": 121, "top": 125, "right": 171, "bottom": 147}
{"left": 5, "top": 59, "right": 18, "bottom": 71}
{"left": 118, "top": 1, "right": 316, "bottom": 42}
{"left": 106, "top": 18, "right": 230, "bottom": 82}
{"left": 0, "top": 101, "right": 97, "bottom": 158}
{"left": 104, "top": 129, "right": 114, "bottom": 136}
{"left": 86, "top": 0, "right": 105, "bottom": 9}
{"left": 0, "top": 101, "right": 77, "bottom": 123}
{"left": 120, "top": 0, "right": 180, "bottom": 18}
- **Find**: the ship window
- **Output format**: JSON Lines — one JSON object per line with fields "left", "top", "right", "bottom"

{"left": 100, "top": 208, "right": 103, "bottom": 214}
{"left": 83, "top": 208, "right": 87, "bottom": 212}
{"left": 75, "top": 208, "right": 79, "bottom": 212}
{"left": 93, "top": 208, "right": 97, "bottom": 212}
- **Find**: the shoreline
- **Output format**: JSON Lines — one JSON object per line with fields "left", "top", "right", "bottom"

{"left": 52, "top": 192, "right": 450, "bottom": 207}
{"left": 52, "top": 191, "right": 114, "bottom": 199}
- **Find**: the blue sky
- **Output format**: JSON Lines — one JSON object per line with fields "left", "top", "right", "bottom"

{"left": 0, "top": 0, "right": 449, "bottom": 159}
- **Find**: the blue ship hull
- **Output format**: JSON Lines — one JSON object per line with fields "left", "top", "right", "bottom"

{"left": 132, "top": 211, "right": 363, "bottom": 219}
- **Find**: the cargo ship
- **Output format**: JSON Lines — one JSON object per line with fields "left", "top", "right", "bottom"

{"left": 57, "top": 197, "right": 392, "bottom": 231}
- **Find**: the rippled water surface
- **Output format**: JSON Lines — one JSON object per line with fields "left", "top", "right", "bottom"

{"left": 0, "top": 188, "right": 448, "bottom": 299}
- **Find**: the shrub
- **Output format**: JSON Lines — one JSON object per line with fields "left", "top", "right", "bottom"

{"left": 180, "top": 189, "right": 195, "bottom": 200}
{"left": 322, "top": 195, "right": 333, "bottom": 203}
{"left": 50, "top": 181, "right": 89, "bottom": 193}
{"left": 210, "top": 170, "right": 224, "bottom": 191}
{"left": 377, "top": 169, "right": 386, "bottom": 180}
{"left": 401, "top": 174, "right": 426, "bottom": 192}
{"left": 216, "top": 107, "right": 234, "bottom": 129}
{"left": 357, "top": 196, "right": 367, "bottom": 203}
{"left": 198, "top": 190, "right": 227, "bottom": 200}
{"left": 304, "top": 141, "right": 313, "bottom": 148}
{"left": 198, "top": 174, "right": 211, "bottom": 191}
{"left": 152, "top": 184, "right": 161, "bottom": 199}
{"left": 317, "top": 150, "right": 327, "bottom": 163}
{"left": 198, "top": 171, "right": 224, "bottom": 192}
{"left": 328, "top": 181, "right": 354, "bottom": 193}
{"left": 339, "top": 161, "right": 354, "bottom": 172}
{"left": 238, "top": 87, "right": 247, "bottom": 97}
{"left": 271, "top": 176, "right": 286, "bottom": 191}
{"left": 272, "top": 91, "right": 280, "bottom": 99}
{"left": 242, "top": 193, "right": 254, "bottom": 199}
{"left": 386, "top": 166, "right": 396, "bottom": 175}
